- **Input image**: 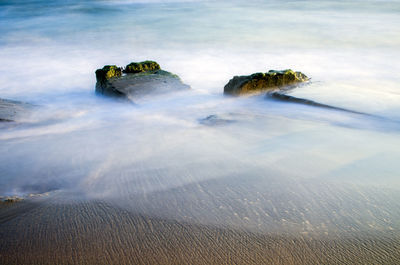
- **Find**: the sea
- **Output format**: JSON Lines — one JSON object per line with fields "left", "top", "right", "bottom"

{"left": 1, "top": 0, "right": 400, "bottom": 234}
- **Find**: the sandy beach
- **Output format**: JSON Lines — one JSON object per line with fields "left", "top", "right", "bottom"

{"left": 1, "top": 184, "right": 400, "bottom": 265}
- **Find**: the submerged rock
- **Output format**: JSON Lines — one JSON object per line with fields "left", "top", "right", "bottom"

{"left": 95, "top": 61, "right": 189, "bottom": 100}
{"left": 0, "top": 196, "right": 24, "bottom": 203}
{"left": 0, "top": 191, "right": 53, "bottom": 205}
{"left": 0, "top": 98, "right": 33, "bottom": 122}
{"left": 199, "top": 115, "right": 235, "bottom": 126}
{"left": 268, "top": 92, "right": 368, "bottom": 115}
{"left": 224, "top": 69, "right": 309, "bottom": 96}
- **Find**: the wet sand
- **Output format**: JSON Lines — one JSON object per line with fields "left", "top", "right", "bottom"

{"left": 1, "top": 199, "right": 400, "bottom": 265}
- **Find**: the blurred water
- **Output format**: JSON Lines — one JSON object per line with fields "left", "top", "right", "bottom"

{"left": 0, "top": 0, "right": 400, "bottom": 234}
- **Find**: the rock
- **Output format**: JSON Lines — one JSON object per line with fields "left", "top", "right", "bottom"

{"left": 95, "top": 61, "right": 189, "bottom": 100}
{"left": 224, "top": 69, "right": 309, "bottom": 96}
{"left": 199, "top": 115, "right": 235, "bottom": 126}
{"left": 95, "top": 65, "right": 122, "bottom": 86}
{"left": 124, "top": 61, "right": 160, "bottom": 74}
{"left": 0, "top": 196, "right": 24, "bottom": 203}
{"left": 0, "top": 98, "right": 33, "bottom": 122}
{"left": 268, "top": 92, "right": 367, "bottom": 115}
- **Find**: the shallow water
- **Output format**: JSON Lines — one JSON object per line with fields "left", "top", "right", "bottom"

{"left": 0, "top": 0, "right": 400, "bottom": 235}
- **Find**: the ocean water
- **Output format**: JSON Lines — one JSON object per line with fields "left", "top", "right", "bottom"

{"left": 1, "top": 0, "right": 400, "bottom": 234}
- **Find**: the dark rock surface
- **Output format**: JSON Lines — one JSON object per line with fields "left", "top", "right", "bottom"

{"left": 268, "top": 92, "right": 369, "bottom": 115}
{"left": 0, "top": 98, "right": 33, "bottom": 122}
{"left": 0, "top": 196, "right": 24, "bottom": 204}
{"left": 224, "top": 69, "right": 309, "bottom": 96}
{"left": 199, "top": 115, "right": 235, "bottom": 126}
{"left": 95, "top": 61, "right": 189, "bottom": 100}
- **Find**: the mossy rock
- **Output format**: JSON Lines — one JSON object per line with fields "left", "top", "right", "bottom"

{"left": 95, "top": 61, "right": 189, "bottom": 100}
{"left": 95, "top": 65, "right": 122, "bottom": 85}
{"left": 224, "top": 69, "right": 309, "bottom": 96}
{"left": 124, "top": 61, "right": 160, "bottom": 74}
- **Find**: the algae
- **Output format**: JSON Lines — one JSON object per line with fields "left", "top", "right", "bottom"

{"left": 124, "top": 61, "right": 160, "bottom": 74}
{"left": 224, "top": 69, "right": 309, "bottom": 96}
{"left": 95, "top": 65, "right": 122, "bottom": 84}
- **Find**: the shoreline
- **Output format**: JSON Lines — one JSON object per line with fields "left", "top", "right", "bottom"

{"left": 1, "top": 199, "right": 399, "bottom": 265}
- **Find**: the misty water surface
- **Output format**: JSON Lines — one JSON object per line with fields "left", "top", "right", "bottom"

{"left": 0, "top": 0, "right": 400, "bottom": 235}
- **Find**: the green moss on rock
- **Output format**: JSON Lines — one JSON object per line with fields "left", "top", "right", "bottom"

{"left": 95, "top": 65, "right": 122, "bottom": 85}
{"left": 224, "top": 69, "right": 309, "bottom": 96}
{"left": 95, "top": 60, "right": 189, "bottom": 100}
{"left": 124, "top": 61, "right": 160, "bottom": 74}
